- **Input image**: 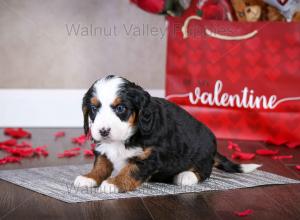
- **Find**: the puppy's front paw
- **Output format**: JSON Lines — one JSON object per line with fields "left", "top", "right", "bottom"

{"left": 99, "top": 180, "right": 119, "bottom": 193}
{"left": 74, "top": 175, "right": 97, "bottom": 187}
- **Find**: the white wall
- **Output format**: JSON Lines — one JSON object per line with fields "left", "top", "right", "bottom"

{"left": 0, "top": 89, "right": 164, "bottom": 127}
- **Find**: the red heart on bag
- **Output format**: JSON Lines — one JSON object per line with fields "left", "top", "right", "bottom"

{"left": 266, "top": 54, "right": 281, "bottom": 67}
{"left": 206, "top": 51, "right": 222, "bottom": 64}
{"left": 285, "top": 48, "right": 300, "bottom": 60}
{"left": 188, "top": 38, "right": 201, "bottom": 49}
{"left": 188, "top": 63, "right": 201, "bottom": 76}
{"left": 265, "top": 68, "right": 281, "bottom": 81}
{"left": 245, "top": 53, "right": 261, "bottom": 65}
{"left": 265, "top": 40, "right": 281, "bottom": 53}
{"left": 172, "top": 42, "right": 186, "bottom": 54}
{"left": 244, "top": 38, "right": 260, "bottom": 50}
{"left": 206, "top": 38, "right": 221, "bottom": 50}
{"left": 285, "top": 61, "right": 300, "bottom": 75}
{"left": 225, "top": 70, "right": 240, "bottom": 83}
{"left": 246, "top": 66, "right": 263, "bottom": 79}
{"left": 206, "top": 64, "right": 221, "bottom": 76}
{"left": 188, "top": 50, "right": 202, "bottom": 63}
{"left": 285, "top": 33, "right": 298, "bottom": 46}
{"left": 226, "top": 57, "right": 241, "bottom": 68}
{"left": 170, "top": 55, "right": 186, "bottom": 69}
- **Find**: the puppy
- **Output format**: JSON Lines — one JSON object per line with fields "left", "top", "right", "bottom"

{"left": 74, "top": 75, "right": 261, "bottom": 193}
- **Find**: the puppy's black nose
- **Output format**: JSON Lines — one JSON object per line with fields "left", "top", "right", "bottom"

{"left": 99, "top": 128, "right": 111, "bottom": 137}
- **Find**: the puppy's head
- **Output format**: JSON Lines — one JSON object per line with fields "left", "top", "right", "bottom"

{"left": 82, "top": 75, "right": 153, "bottom": 143}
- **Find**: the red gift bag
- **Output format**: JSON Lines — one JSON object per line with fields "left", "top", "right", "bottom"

{"left": 166, "top": 1, "right": 300, "bottom": 142}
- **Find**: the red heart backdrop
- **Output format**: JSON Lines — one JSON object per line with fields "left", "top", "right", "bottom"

{"left": 166, "top": 0, "right": 300, "bottom": 142}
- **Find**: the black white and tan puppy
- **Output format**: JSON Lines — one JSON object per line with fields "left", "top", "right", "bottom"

{"left": 74, "top": 75, "right": 261, "bottom": 193}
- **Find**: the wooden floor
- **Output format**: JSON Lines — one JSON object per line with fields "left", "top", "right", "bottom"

{"left": 0, "top": 128, "right": 299, "bottom": 220}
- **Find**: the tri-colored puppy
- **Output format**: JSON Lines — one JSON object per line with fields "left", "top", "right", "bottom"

{"left": 74, "top": 75, "right": 261, "bottom": 193}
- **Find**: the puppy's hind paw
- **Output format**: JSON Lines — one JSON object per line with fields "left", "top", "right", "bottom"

{"left": 174, "top": 171, "right": 199, "bottom": 186}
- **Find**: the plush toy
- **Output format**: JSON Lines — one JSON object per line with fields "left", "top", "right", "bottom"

{"left": 230, "top": 0, "right": 285, "bottom": 21}
{"left": 130, "top": 0, "right": 191, "bottom": 16}
{"left": 197, "top": 0, "right": 234, "bottom": 20}
{"left": 264, "top": 0, "right": 300, "bottom": 21}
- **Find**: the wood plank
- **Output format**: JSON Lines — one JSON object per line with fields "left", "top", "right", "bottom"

{"left": 142, "top": 194, "right": 221, "bottom": 220}
{"left": 0, "top": 129, "right": 299, "bottom": 220}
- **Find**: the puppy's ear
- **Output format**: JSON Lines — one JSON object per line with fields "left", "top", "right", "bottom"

{"left": 83, "top": 106, "right": 89, "bottom": 135}
{"left": 82, "top": 88, "right": 93, "bottom": 135}
{"left": 138, "top": 104, "right": 156, "bottom": 136}
{"left": 130, "top": 87, "right": 156, "bottom": 136}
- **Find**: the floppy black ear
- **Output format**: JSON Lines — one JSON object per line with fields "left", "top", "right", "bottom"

{"left": 83, "top": 105, "right": 89, "bottom": 136}
{"left": 130, "top": 87, "right": 157, "bottom": 136}
{"left": 82, "top": 87, "right": 93, "bottom": 135}
{"left": 138, "top": 105, "right": 155, "bottom": 136}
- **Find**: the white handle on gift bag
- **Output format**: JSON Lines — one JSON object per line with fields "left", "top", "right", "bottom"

{"left": 181, "top": 15, "right": 258, "bottom": 40}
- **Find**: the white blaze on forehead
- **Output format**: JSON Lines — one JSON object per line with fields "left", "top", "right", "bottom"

{"left": 90, "top": 76, "right": 134, "bottom": 142}
{"left": 94, "top": 77, "right": 124, "bottom": 104}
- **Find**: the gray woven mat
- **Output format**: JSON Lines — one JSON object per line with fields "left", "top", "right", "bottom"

{"left": 0, "top": 164, "right": 299, "bottom": 203}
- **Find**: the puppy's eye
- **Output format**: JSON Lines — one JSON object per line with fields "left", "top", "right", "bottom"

{"left": 115, "top": 104, "right": 126, "bottom": 114}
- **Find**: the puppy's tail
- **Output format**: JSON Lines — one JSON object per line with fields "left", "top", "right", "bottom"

{"left": 214, "top": 152, "right": 262, "bottom": 173}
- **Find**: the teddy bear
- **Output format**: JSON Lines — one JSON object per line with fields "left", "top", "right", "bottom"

{"left": 230, "top": 0, "right": 285, "bottom": 22}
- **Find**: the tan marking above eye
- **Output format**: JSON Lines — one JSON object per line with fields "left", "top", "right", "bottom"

{"left": 112, "top": 97, "right": 122, "bottom": 107}
{"left": 90, "top": 97, "right": 101, "bottom": 107}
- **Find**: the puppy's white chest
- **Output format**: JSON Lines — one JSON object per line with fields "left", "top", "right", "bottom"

{"left": 95, "top": 143, "right": 143, "bottom": 177}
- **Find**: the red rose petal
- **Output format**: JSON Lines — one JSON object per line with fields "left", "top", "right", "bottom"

{"left": 57, "top": 151, "right": 80, "bottom": 158}
{"left": 228, "top": 141, "right": 241, "bottom": 152}
{"left": 69, "top": 147, "right": 81, "bottom": 151}
{"left": 54, "top": 131, "right": 65, "bottom": 140}
{"left": 0, "top": 156, "right": 21, "bottom": 165}
{"left": 232, "top": 152, "right": 255, "bottom": 160}
{"left": 7, "top": 147, "right": 35, "bottom": 157}
{"left": 83, "top": 149, "right": 94, "bottom": 157}
{"left": 0, "top": 144, "right": 11, "bottom": 152}
{"left": 234, "top": 209, "right": 253, "bottom": 217}
{"left": 286, "top": 142, "right": 300, "bottom": 148}
{"left": 1, "top": 145, "right": 49, "bottom": 158}
{"left": 15, "top": 141, "right": 32, "bottom": 148}
{"left": 295, "top": 165, "right": 300, "bottom": 171}
{"left": 34, "top": 145, "right": 49, "bottom": 157}
{"left": 272, "top": 155, "right": 293, "bottom": 160}
{"left": 256, "top": 149, "right": 279, "bottom": 156}
{"left": 72, "top": 135, "right": 87, "bottom": 145}
{"left": 4, "top": 128, "right": 31, "bottom": 139}
{"left": 57, "top": 148, "right": 81, "bottom": 158}
{"left": 0, "top": 139, "right": 17, "bottom": 146}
